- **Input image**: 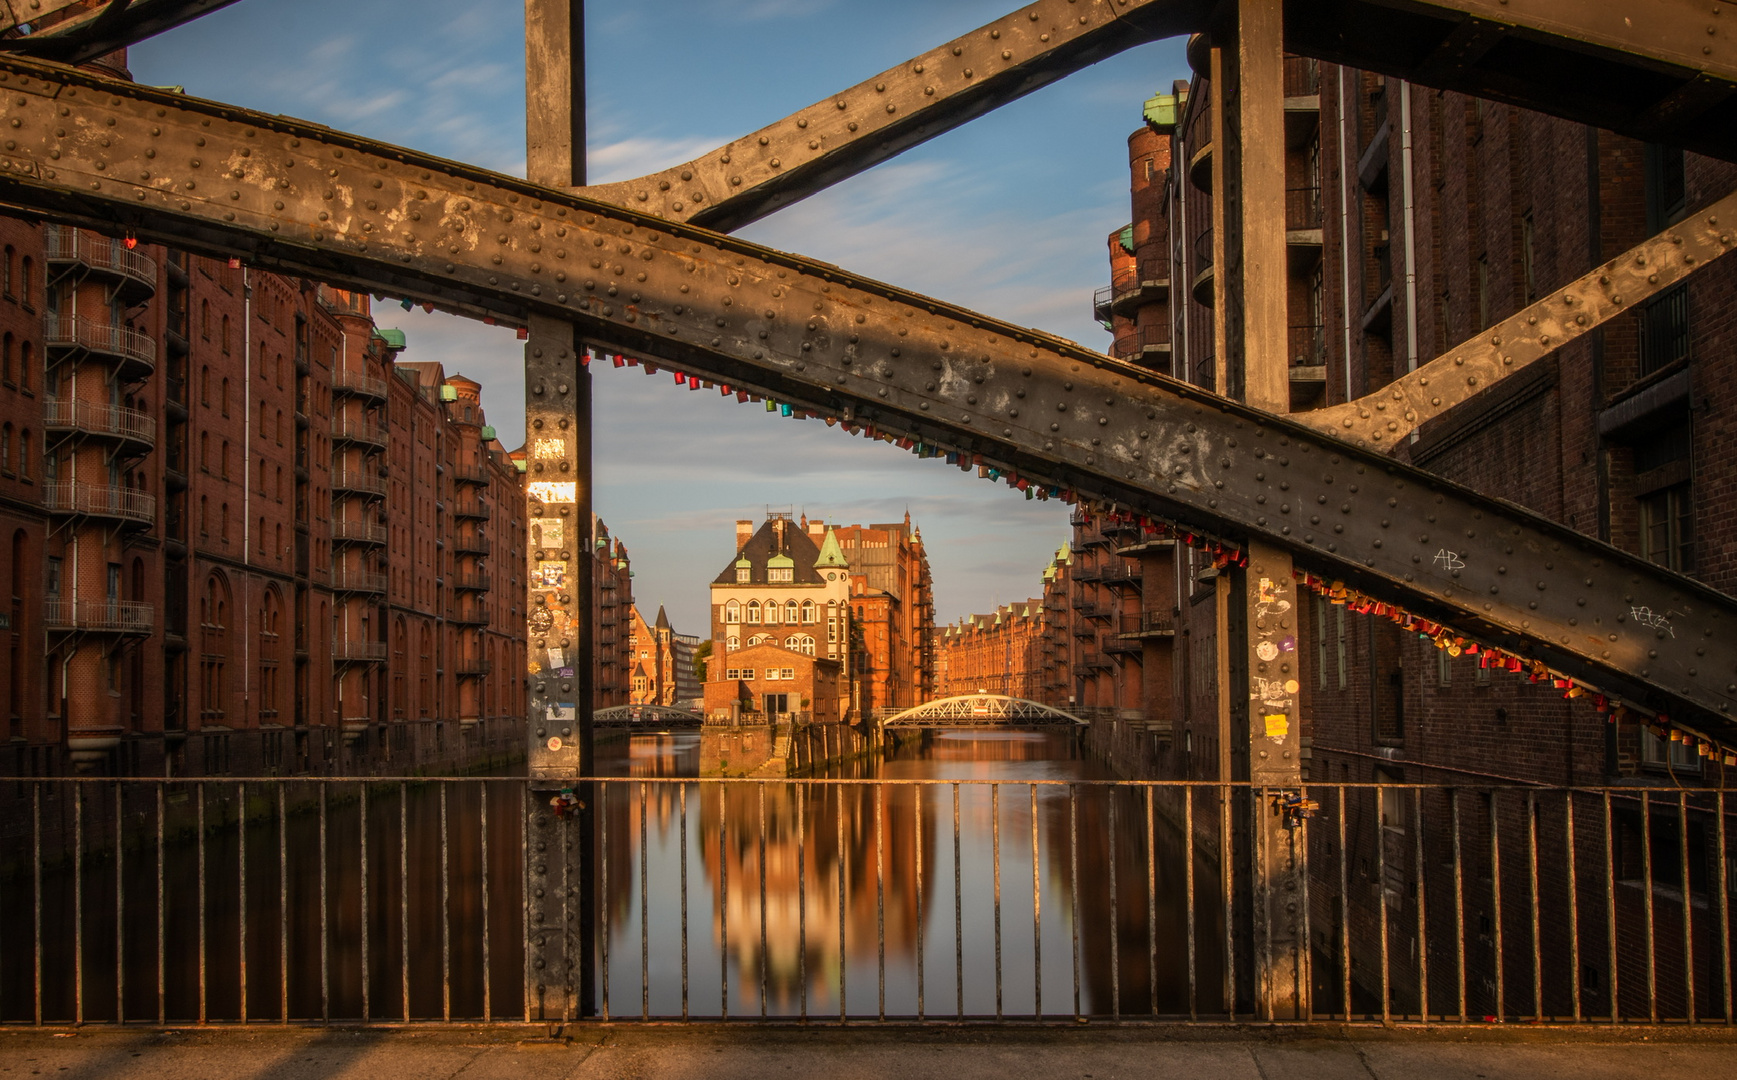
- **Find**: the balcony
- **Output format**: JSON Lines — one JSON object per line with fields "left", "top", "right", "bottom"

{"left": 456, "top": 658, "right": 492, "bottom": 678}
{"left": 42, "top": 481, "right": 156, "bottom": 527}
{"left": 1191, "top": 227, "right": 1215, "bottom": 307}
{"left": 332, "top": 369, "right": 389, "bottom": 401}
{"left": 1289, "top": 323, "right": 1328, "bottom": 398}
{"left": 1103, "top": 635, "right": 1143, "bottom": 657}
{"left": 1186, "top": 98, "right": 1212, "bottom": 194}
{"left": 1110, "top": 324, "right": 1172, "bottom": 373}
{"left": 45, "top": 598, "right": 154, "bottom": 635}
{"left": 43, "top": 313, "right": 156, "bottom": 381}
{"left": 1119, "top": 610, "right": 1176, "bottom": 639}
{"left": 451, "top": 571, "right": 491, "bottom": 592}
{"left": 453, "top": 464, "right": 491, "bottom": 486}
{"left": 332, "top": 639, "right": 387, "bottom": 664}
{"left": 1095, "top": 261, "right": 1171, "bottom": 329}
{"left": 44, "top": 225, "right": 157, "bottom": 302}
{"left": 42, "top": 397, "right": 157, "bottom": 453}
{"left": 332, "top": 468, "right": 387, "bottom": 497}
{"left": 331, "top": 566, "right": 387, "bottom": 595}
{"left": 449, "top": 605, "right": 491, "bottom": 627}
{"left": 1081, "top": 650, "right": 1115, "bottom": 672}
{"left": 331, "top": 519, "right": 388, "bottom": 546}
{"left": 454, "top": 533, "right": 490, "bottom": 556}
{"left": 1099, "top": 563, "right": 1143, "bottom": 588}
{"left": 1070, "top": 595, "right": 1103, "bottom": 618}
{"left": 453, "top": 498, "right": 491, "bottom": 520}
{"left": 331, "top": 416, "right": 388, "bottom": 449}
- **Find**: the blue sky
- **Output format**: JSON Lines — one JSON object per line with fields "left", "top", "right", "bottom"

{"left": 130, "top": 0, "right": 1188, "bottom": 635}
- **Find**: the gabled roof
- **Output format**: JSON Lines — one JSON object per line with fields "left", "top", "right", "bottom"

{"left": 713, "top": 516, "right": 829, "bottom": 586}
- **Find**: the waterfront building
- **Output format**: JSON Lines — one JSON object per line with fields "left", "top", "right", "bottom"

{"left": 829, "top": 515, "right": 934, "bottom": 715}
{"left": 933, "top": 600, "right": 1046, "bottom": 700}
{"left": 628, "top": 604, "right": 702, "bottom": 710}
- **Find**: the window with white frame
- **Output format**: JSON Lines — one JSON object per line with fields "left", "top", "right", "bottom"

{"left": 768, "top": 567, "right": 793, "bottom": 582}
{"left": 726, "top": 634, "right": 739, "bottom": 649}
{"left": 764, "top": 599, "right": 779, "bottom": 624}
{"left": 725, "top": 600, "right": 740, "bottom": 624}
{"left": 789, "top": 634, "right": 815, "bottom": 656}
{"left": 780, "top": 667, "right": 794, "bottom": 680}
{"left": 736, "top": 568, "right": 750, "bottom": 583}
{"left": 785, "top": 599, "right": 799, "bottom": 624}
{"left": 801, "top": 599, "right": 817, "bottom": 623}
{"left": 745, "top": 600, "right": 761, "bottom": 624}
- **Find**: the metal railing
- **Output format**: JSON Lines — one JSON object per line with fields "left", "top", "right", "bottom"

{"left": 330, "top": 566, "right": 387, "bottom": 594}
{"left": 331, "top": 469, "right": 386, "bottom": 497}
{"left": 331, "top": 519, "right": 388, "bottom": 545}
{"left": 0, "top": 778, "right": 1729, "bottom": 1026}
{"left": 1639, "top": 283, "right": 1689, "bottom": 377}
{"left": 331, "top": 417, "right": 388, "bottom": 447}
{"left": 331, "top": 640, "right": 388, "bottom": 662}
{"left": 1193, "top": 226, "right": 1214, "bottom": 272}
{"left": 42, "top": 397, "right": 157, "bottom": 448}
{"left": 41, "top": 481, "right": 156, "bottom": 525}
{"left": 44, "top": 224, "right": 158, "bottom": 295}
{"left": 1289, "top": 323, "right": 1327, "bottom": 369}
{"left": 452, "top": 464, "right": 492, "bottom": 486}
{"left": 1284, "top": 55, "right": 1321, "bottom": 97}
{"left": 1286, "top": 185, "right": 1324, "bottom": 231}
{"left": 43, "top": 598, "right": 154, "bottom": 634}
{"left": 454, "top": 534, "right": 490, "bottom": 556}
{"left": 453, "top": 499, "right": 491, "bottom": 520}
{"left": 332, "top": 369, "right": 390, "bottom": 401}
{"left": 42, "top": 314, "right": 157, "bottom": 376}
{"left": 1120, "top": 611, "right": 1175, "bottom": 637}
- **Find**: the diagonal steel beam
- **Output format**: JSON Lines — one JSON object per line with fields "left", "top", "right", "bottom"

{"left": 1307, "top": 187, "right": 1737, "bottom": 449}
{"left": 0, "top": 0, "right": 242, "bottom": 64}
{"left": 585, "top": 0, "right": 1208, "bottom": 230}
{"left": 0, "top": 57, "right": 1730, "bottom": 735}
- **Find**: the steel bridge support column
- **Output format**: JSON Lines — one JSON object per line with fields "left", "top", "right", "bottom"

{"left": 523, "top": 0, "right": 594, "bottom": 1024}
{"left": 1219, "top": 0, "right": 1309, "bottom": 1020}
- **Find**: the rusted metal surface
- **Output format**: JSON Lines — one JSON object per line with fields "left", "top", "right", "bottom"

{"left": 0, "top": 58, "right": 1730, "bottom": 733}
{"left": 1307, "top": 188, "right": 1737, "bottom": 449}
{"left": 0, "top": 0, "right": 244, "bottom": 64}
{"left": 586, "top": 0, "right": 1209, "bottom": 230}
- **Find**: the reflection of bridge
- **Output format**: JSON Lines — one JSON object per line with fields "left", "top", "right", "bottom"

{"left": 880, "top": 695, "right": 1086, "bottom": 728}
{"left": 593, "top": 704, "right": 704, "bottom": 729}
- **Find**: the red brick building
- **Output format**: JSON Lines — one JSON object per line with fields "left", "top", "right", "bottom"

{"left": 702, "top": 641, "right": 843, "bottom": 725}
{"left": 628, "top": 604, "right": 702, "bottom": 709}
{"left": 933, "top": 599, "right": 1046, "bottom": 700}
{"left": 831, "top": 515, "right": 935, "bottom": 715}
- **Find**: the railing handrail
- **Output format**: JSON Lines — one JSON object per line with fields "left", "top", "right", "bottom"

{"left": 43, "top": 224, "right": 158, "bottom": 289}
{"left": 41, "top": 480, "right": 156, "bottom": 522}
{"left": 44, "top": 597, "right": 154, "bottom": 631}
{"left": 332, "top": 369, "right": 390, "bottom": 399}
{"left": 42, "top": 396, "right": 158, "bottom": 444}
{"left": 331, "top": 467, "right": 387, "bottom": 493}
{"left": 41, "top": 312, "right": 157, "bottom": 369}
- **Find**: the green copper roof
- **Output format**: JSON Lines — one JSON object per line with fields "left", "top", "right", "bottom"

{"left": 377, "top": 327, "right": 407, "bottom": 350}
{"left": 1117, "top": 224, "right": 1134, "bottom": 254}
{"left": 814, "top": 528, "right": 849, "bottom": 568}
{"left": 766, "top": 553, "right": 795, "bottom": 569}
{"left": 1144, "top": 90, "right": 1183, "bottom": 129}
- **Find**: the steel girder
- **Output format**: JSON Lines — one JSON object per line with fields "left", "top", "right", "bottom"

{"left": 0, "top": 0, "right": 244, "bottom": 65}
{"left": 594, "top": 0, "right": 1737, "bottom": 233}
{"left": 0, "top": 58, "right": 1728, "bottom": 736}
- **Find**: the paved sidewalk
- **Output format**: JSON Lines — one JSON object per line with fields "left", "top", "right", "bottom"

{"left": 2, "top": 1024, "right": 1733, "bottom": 1080}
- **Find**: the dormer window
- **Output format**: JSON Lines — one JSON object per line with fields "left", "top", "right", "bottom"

{"left": 768, "top": 567, "right": 793, "bottom": 582}
{"left": 736, "top": 568, "right": 750, "bottom": 583}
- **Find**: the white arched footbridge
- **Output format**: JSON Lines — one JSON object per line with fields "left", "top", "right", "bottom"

{"left": 879, "top": 695, "right": 1087, "bottom": 728}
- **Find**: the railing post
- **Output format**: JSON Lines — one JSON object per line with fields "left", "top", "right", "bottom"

{"left": 1218, "top": 0, "right": 1309, "bottom": 1020}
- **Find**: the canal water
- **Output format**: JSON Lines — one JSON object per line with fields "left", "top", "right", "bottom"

{"left": 0, "top": 728, "right": 1222, "bottom": 1022}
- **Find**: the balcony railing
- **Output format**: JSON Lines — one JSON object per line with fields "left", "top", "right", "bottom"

{"left": 1110, "top": 324, "right": 1173, "bottom": 370}
{"left": 451, "top": 572, "right": 491, "bottom": 592}
{"left": 332, "top": 369, "right": 390, "bottom": 401}
{"left": 42, "top": 314, "right": 156, "bottom": 378}
{"left": 1193, "top": 226, "right": 1215, "bottom": 271}
{"left": 331, "top": 566, "right": 388, "bottom": 594}
{"left": 449, "top": 606, "right": 491, "bottom": 627}
{"left": 1103, "top": 635, "right": 1143, "bottom": 656}
{"left": 1283, "top": 55, "right": 1321, "bottom": 97}
{"left": 42, "top": 481, "right": 156, "bottom": 526}
{"left": 1099, "top": 563, "right": 1143, "bottom": 586}
{"left": 45, "top": 598, "right": 154, "bottom": 634}
{"left": 1080, "top": 650, "right": 1114, "bottom": 671}
{"left": 331, "top": 519, "right": 388, "bottom": 545}
{"left": 1286, "top": 185, "right": 1324, "bottom": 231}
{"left": 1120, "top": 610, "right": 1176, "bottom": 638}
{"left": 454, "top": 533, "right": 490, "bottom": 555}
{"left": 453, "top": 499, "right": 491, "bottom": 520}
{"left": 44, "top": 225, "right": 157, "bottom": 298}
{"left": 1638, "top": 283, "right": 1689, "bottom": 377}
{"left": 332, "top": 640, "right": 388, "bottom": 663}
{"left": 453, "top": 464, "right": 491, "bottom": 486}
{"left": 332, "top": 468, "right": 387, "bottom": 497}
{"left": 1289, "top": 324, "right": 1327, "bottom": 369}
{"left": 331, "top": 416, "right": 389, "bottom": 448}
{"left": 456, "top": 658, "right": 492, "bottom": 677}
{"left": 42, "top": 397, "right": 157, "bottom": 450}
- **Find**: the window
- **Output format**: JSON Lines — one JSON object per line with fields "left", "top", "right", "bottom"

{"left": 725, "top": 600, "right": 740, "bottom": 624}
{"left": 1638, "top": 285, "right": 1689, "bottom": 376}
{"left": 1, "top": 333, "right": 11, "bottom": 384}
{"left": 17, "top": 429, "right": 28, "bottom": 479}
{"left": 763, "top": 599, "right": 780, "bottom": 625}
{"left": 763, "top": 668, "right": 782, "bottom": 681}
{"left": 220, "top": 440, "right": 230, "bottom": 479}
{"left": 736, "top": 567, "right": 750, "bottom": 583}
{"left": 1640, "top": 483, "right": 1693, "bottom": 573}
{"left": 17, "top": 341, "right": 28, "bottom": 391}
{"left": 1641, "top": 728, "right": 1702, "bottom": 773}
{"left": 785, "top": 599, "right": 799, "bottom": 624}
{"left": 780, "top": 668, "right": 794, "bottom": 680}
{"left": 1437, "top": 645, "right": 1451, "bottom": 685}
{"left": 221, "top": 314, "right": 231, "bottom": 355}
{"left": 745, "top": 600, "right": 760, "bottom": 624}
{"left": 768, "top": 567, "right": 793, "bottom": 582}
{"left": 789, "top": 634, "right": 816, "bottom": 656}
{"left": 19, "top": 257, "right": 30, "bottom": 303}
{"left": 200, "top": 365, "right": 210, "bottom": 405}
{"left": 46, "top": 556, "right": 61, "bottom": 597}
{"left": 801, "top": 599, "right": 817, "bottom": 623}
{"left": 200, "top": 299, "right": 210, "bottom": 339}
{"left": 0, "top": 423, "right": 11, "bottom": 475}
{"left": 221, "top": 378, "right": 229, "bottom": 417}
{"left": 1475, "top": 255, "right": 1491, "bottom": 329}
{"left": 220, "top": 502, "right": 229, "bottom": 543}
{"left": 2, "top": 245, "right": 12, "bottom": 296}
{"left": 726, "top": 635, "right": 739, "bottom": 649}
{"left": 200, "top": 431, "right": 209, "bottom": 472}
{"left": 748, "top": 634, "right": 772, "bottom": 646}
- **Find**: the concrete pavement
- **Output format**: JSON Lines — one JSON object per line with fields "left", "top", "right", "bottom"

{"left": 2, "top": 1024, "right": 1733, "bottom": 1080}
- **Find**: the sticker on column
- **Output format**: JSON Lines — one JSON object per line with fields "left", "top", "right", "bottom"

{"left": 1255, "top": 640, "right": 1279, "bottom": 662}
{"left": 546, "top": 703, "right": 576, "bottom": 723}
{"left": 528, "top": 481, "right": 577, "bottom": 505}
{"left": 532, "top": 438, "right": 568, "bottom": 460}
{"left": 547, "top": 646, "right": 566, "bottom": 669}
{"left": 546, "top": 736, "right": 563, "bottom": 752}
{"left": 533, "top": 517, "right": 566, "bottom": 547}
{"left": 530, "top": 609, "right": 555, "bottom": 633}
{"left": 536, "top": 561, "right": 567, "bottom": 589}
{"left": 1263, "top": 712, "right": 1289, "bottom": 739}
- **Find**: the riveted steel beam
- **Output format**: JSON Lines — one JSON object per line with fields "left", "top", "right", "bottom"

{"left": 0, "top": 0, "right": 243, "bottom": 64}
{"left": 587, "top": 0, "right": 1209, "bottom": 230}
{"left": 0, "top": 58, "right": 1731, "bottom": 736}
{"left": 1286, "top": 0, "right": 1737, "bottom": 163}
{"left": 1308, "top": 187, "right": 1737, "bottom": 450}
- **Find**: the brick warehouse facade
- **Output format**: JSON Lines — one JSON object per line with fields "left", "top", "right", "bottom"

{"left": 1039, "top": 40, "right": 1737, "bottom": 1019}
{"left": 933, "top": 599, "right": 1046, "bottom": 701}
{"left": 0, "top": 50, "right": 537, "bottom": 776}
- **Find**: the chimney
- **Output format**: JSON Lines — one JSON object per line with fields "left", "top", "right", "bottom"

{"left": 808, "top": 518, "right": 825, "bottom": 541}
{"left": 736, "top": 519, "right": 753, "bottom": 550}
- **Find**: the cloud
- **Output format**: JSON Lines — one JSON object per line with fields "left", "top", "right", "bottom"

{"left": 584, "top": 134, "right": 728, "bottom": 185}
